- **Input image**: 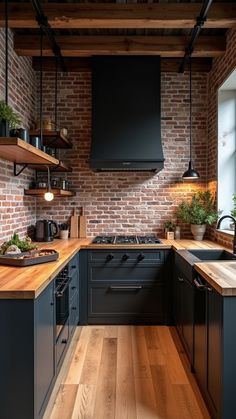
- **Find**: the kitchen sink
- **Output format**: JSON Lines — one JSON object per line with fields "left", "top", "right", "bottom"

{"left": 187, "top": 249, "right": 236, "bottom": 261}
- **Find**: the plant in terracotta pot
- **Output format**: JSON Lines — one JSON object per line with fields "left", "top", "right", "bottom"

{"left": 0, "top": 100, "right": 21, "bottom": 136}
{"left": 175, "top": 190, "right": 219, "bottom": 240}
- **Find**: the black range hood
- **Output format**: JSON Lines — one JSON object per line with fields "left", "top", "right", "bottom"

{"left": 90, "top": 56, "right": 164, "bottom": 172}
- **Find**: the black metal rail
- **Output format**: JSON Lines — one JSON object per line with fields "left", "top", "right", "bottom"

{"left": 30, "top": 0, "right": 67, "bottom": 72}
{"left": 179, "top": 0, "right": 214, "bottom": 73}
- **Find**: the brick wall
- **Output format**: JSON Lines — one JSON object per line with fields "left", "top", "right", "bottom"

{"left": 36, "top": 70, "right": 208, "bottom": 237}
{"left": 0, "top": 29, "right": 37, "bottom": 241}
{"left": 207, "top": 29, "right": 236, "bottom": 248}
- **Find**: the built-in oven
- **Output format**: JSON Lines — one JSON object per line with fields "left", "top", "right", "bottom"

{"left": 55, "top": 265, "right": 71, "bottom": 340}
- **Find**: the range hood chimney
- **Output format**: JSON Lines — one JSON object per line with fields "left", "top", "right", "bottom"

{"left": 90, "top": 56, "right": 164, "bottom": 172}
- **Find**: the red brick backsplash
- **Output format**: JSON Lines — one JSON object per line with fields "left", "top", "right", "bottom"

{"left": 36, "top": 70, "right": 208, "bottom": 237}
{"left": 0, "top": 29, "right": 36, "bottom": 241}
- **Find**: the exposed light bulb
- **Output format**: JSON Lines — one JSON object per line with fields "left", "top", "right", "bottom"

{"left": 44, "top": 191, "right": 54, "bottom": 201}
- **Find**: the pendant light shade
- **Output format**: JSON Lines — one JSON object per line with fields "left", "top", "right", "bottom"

{"left": 44, "top": 166, "right": 54, "bottom": 202}
{"left": 182, "top": 56, "right": 200, "bottom": 180}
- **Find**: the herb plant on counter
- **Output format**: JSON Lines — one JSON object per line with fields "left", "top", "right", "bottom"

{"left": 0, "top": 233, "right": 37, "bottom": 255}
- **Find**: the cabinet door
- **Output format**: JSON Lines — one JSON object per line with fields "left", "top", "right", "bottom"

{"left": 173, "top": 268, "right": 182, "bottom": 335}
{"left": 35, "top": 281, "right": 55, "bottom": 417}
{"left": 206, "top": 286, "right": 222, "bottom": 417}
{"left": 194, "top": 277, "right": 207, "bottom": 393}
{"left": 181, "top": 277, "right": 194, "bottom": 362}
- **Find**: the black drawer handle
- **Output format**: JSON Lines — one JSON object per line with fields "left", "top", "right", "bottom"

{"left": 72, "top": 306, "right": 77, "bottom": 310}
{"left": 61, "top": 339, "right": 67, "bottom": 344}
{"left": 122, "top": 254, "right": 129, "bottom": 261}
{"left": 109, "top": 286, "right": 142, "bottom": 291}
{"left": 137, "top": 253, "right": 145, "bottom": 261}
{"left": 71, "top": 265, "right": 76, "bottom": 269}
{"left": 71, "top": 286, "right": 76, "bottom": 290}
{"left": 106, "top": 253, "right": 114, "bottom": 261}
{"left": 194, "top": 278, "right": 205, "bottom": 290}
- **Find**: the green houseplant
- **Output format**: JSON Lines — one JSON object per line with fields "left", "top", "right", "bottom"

{"left": 0, "top": 100, "right": 21, "bottom": 136}
{"left": 175, "top": 190, "right": 219, "bottom": 240}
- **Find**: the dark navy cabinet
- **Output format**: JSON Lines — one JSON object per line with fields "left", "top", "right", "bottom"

{"left": 0, "top": 252, "right": 80, "bottom": 419}
{"left": 193, "top": 273, "right": 236, "bottom": 419}
{"left": 173, "top": 253, "right": 194, "bottom": 365}
{"left": 86, "top": 249, "right": 170, "bottom": 324}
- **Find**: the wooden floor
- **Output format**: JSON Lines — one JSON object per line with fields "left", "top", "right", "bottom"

{"left": 49, "top": 326, "right": 210, "bottom": 419}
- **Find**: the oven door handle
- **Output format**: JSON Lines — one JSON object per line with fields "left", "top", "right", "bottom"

{"left": 56, "top": 278, "right": 71, "bottom": 297}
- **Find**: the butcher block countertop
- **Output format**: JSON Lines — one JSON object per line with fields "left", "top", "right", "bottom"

{"left": 0, "top": 237, "right": 233, "bottom": 299}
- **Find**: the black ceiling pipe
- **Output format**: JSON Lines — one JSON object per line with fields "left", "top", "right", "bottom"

{"left": 179, "top": 0, "right": 214, "bottom": 73}
{"left": 30, "top": 0, "right": 67, "bottom": 72}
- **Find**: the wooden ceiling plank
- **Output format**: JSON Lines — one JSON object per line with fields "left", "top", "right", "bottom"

{"left": 0, "top": 3, "right": 235, "bottom": 29}
{"left": 14, "top": 35, "right": 226, "bottom": 58}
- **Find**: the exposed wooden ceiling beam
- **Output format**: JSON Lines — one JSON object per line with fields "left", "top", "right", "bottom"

{"left": 0, "top": 3, "right": 236, "bottom": 29}
{"left": 32, "top": 57, "right": 213, "bottom": 72}
{"left": 14, "top": 35, "right": 225, "bottom": 58}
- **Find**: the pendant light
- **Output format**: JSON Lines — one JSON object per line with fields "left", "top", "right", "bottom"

{"left": 182, "top": 55, "right": 200, "bottom": 180}
{"left": 44, "top": 166, "right": 54, "bottom": 201}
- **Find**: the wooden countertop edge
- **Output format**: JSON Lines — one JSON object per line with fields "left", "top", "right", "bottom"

{"left": 194, "top": 262, "right": 236, "bottom": 296}
{"left": 0, "top": 238, "right": 233, "bottom": 299}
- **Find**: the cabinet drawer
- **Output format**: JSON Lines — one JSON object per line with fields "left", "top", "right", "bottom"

{"left": 69, "top": 292, "right": 79, "bottom": 337}
{"left": 88, "top": 283, "right": 164, "bottom": 318}
{"left": 69, "top": 271, "right": 78, "bottom": 302}
{"left": 56, "top": 321, "right": 69, "bottom": 366}
{"left": 68, "top": 254, "right": 79, "bottom": 277}
{"left": 89, "top": 265, "right": 163, "bottom": 283}
{"left": 88, "top": 250, "right": 164, "bottom": 264}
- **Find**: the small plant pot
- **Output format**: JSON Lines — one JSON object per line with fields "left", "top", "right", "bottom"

{"left": 59, "top": 230, "right": 69, "bottom": 240}
{"left": 166, "top": 231, "right": 175, "bottom": 240}
{"left": 0, "top": 119, "right": 9, "bottom": 137}
{"left": 191, "top": 224, "right": 206, "bottom": 241}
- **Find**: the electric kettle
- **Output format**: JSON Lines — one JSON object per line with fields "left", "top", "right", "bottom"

{"left": 35, "top": 220, "right": 59, "bottom": 242}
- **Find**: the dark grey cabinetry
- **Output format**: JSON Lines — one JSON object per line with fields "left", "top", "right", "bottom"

{"left": 0, "top": 252, "right": 80, "bottom": 419}
{"left": 173, "top": 253, "right": 194, "bottom": 365}
{"left": 0, "top": 281, "right": 55, "bottom": 419}
{"left": 194, "top": 273, "right": 236, "bottom": 419}
{"left": 87, "top": 249, "right": 170, "bottom": 324}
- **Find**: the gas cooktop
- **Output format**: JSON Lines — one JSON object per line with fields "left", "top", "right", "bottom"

{"left": 92, "top": 235, "right": 162, "bottom": 244}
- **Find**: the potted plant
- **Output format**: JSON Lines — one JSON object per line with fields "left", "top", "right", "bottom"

{"left": 175, "top": 190, "right": 219, "bottom": 240}
{"left": 0, "top": 100, "right": 21, "bottom": 136}
{"left": 164, "top": 220, "right": 176, "bottom": 239}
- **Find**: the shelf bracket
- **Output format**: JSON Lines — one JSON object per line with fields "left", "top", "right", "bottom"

{"left": 14, "top": 163, "right": 28, "bottom": 176}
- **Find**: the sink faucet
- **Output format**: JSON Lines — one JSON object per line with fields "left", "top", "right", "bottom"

{"left": 216, "top": 215, "right": 236, "bottom": 255}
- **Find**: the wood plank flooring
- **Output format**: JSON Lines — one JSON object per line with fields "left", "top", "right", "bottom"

{"left": 49, "top": 326, "right": 210, "bottom": 419}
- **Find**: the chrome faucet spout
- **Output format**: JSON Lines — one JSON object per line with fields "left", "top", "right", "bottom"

{"left": 216, "top": 215, "right": 236, "bottom": 255}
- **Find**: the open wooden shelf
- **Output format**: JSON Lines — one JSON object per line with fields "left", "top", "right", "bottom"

{"left": 0, "top": 138, "right": 72, "bottom": 172}
{"left": 0, "top": 137, "right": 58, "bottom": 166}
{"left": 24, "top": 188, "right": 75, "bottom": 197}
{"left": 29, "top": 130, "right": 72, "bottom": 149}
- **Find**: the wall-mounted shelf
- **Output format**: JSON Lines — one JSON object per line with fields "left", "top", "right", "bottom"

{"left": 29, "top": 130, "right": 72, "bottom": 149}
{"left": 0, "top": 138, "right": 72, "bottom": 174}
{"left": 24, "top": 188, "right": 75, "bottom": 197}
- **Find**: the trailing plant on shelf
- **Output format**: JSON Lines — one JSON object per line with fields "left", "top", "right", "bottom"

{"left": 175, "top": 190, "right": 219, "bottom": 240}
{"left": 0, "top": 100, "right": 21, "bottom": 136}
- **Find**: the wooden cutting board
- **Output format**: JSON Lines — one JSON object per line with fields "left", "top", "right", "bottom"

{"left": 79, "top": 207, "right": 87, "bottom": 238}
{"left": 70, "top": 208, "right": 79, "bottom": 238}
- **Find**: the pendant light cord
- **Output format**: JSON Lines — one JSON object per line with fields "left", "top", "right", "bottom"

{"left": 189, "top": 55, "right": 192, "bottom": 163}
{"left": 40, "top": 29, "right": 43, "bottom": 144}
{"left": 5, "top": 0, "right": 8, "bottom": 105}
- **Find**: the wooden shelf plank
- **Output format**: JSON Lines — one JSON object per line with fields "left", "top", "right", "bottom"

{"left": 24, "top": 188, "right": 75, "bottom": 197}
{"left": 30, "top": 161, "right": 72, "bottom": 172}
{"left": 29, "top": 130, "right": 73, "bottom": 149}
{"left": 0, "top": 137, "right": 59, "bottom": 165}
